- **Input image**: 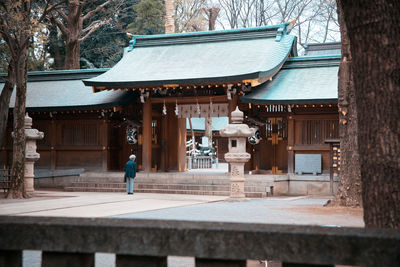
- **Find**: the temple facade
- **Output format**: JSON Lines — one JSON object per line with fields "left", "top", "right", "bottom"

{"left": 0, "top": 24, "right": 341, "bottom": 193}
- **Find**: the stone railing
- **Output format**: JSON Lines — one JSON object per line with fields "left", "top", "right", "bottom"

{"left": 187, "top": 156, "right": 213, "bottom": 169}
{"left": 0, "top": 216, "right": 399, "bottom": 267}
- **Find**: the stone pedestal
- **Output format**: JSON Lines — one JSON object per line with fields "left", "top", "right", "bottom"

{"left": 220, "top": 107, "right": 253, "bottom": 199}
{"left": 24, "top": 114, "right": 44, "bottom": 193}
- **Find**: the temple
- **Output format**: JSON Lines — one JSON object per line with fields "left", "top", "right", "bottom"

{"left": 0, "top": 24, "right": 341, "bottom": 194}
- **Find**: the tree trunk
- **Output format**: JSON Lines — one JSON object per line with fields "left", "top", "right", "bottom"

{"left": 65, "top": 39, "right": 80, "bottom": 69}
{"left": 207, "top": 7, "right": 220, "bottom": 31}
{"left": 338, "top": 0, "right": 400, "bottom": 228}
{"left": 333, "top": 0, "right": 362, "bottom": 207}
{"left": 48, "top": 25, "right": 64, "bottom": 70}
{"left": 165, "top": 0, "right": 175, "bottom": 34}
{"left": 7, "top": 49, "right": 28, "bottom": 199}
{"left": 0, "top": 60, "right": 15, "bottom": 147}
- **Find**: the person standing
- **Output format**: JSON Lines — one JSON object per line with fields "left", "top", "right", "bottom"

{"left": 124, "top": 154, "right": 137, "bottom": 194}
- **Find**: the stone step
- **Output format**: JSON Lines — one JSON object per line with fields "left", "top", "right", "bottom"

{"left": 78, "top": 171, "right": 279, "bottom": 184}
{"left": 63, "top": 186, "right": 266, "bottom": 198}
{"left": 75, "top": 176, "right": 275, "bottom": 187}
{"left": 70, "top": 182, "right": 125, "bottom": 189}
{"left": 66, "top": 171, "right": 276, "bottom": 198}
{"left": 68, "top": 182, "right": 269, "bottom": 193}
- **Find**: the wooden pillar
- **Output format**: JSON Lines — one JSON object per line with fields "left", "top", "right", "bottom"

{"left": 142, "top": 100, "right": 152, "bottom": 172}
{"left": 101, "top": 119, "right": 109, "bottom": 171}
{"left": 50, "top": 120, "right": 56, "bottom": 170}
{"left": 160, "top": 114, "right": 168, "bottom": 171}
{"left": 177, "top": 118, "right": 187, "bottom": 172}
{"left": 42, "top": 252, "right": 94, "bottom": 267}
{"left": 287, "top": 115, "right": 295, "bottom": 173}
{"left": 166, "top": 104, "right": 178, "bottom": 171}
{"left": 116, "top": 255, "right": 167, "bottom": 267}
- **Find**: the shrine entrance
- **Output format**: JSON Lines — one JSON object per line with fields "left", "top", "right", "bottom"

{"left": 266, "top": 117, "right": 288, "bottom": 173}
{"left": 138, "top": 97, "right": 231, "bottom": 172}
{"left": 251, "top": 117, "right": 288, "bottom": 174}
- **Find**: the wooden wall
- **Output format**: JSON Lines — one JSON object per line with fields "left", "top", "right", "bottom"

{"left": 239, "top": 104, "right": 339, "bottom": 174}
{"left": 0, "top": 112, "right": 111, "bottom": 171}
{"left": 291, "top": 113, "right": 339, "bottom": 174}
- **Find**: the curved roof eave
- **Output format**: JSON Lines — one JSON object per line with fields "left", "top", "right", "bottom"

{"left": 83, "top": 67, "right": 286, "bottom": 88}
{"left": 83, "top": 26, "right": 296, "bottom": 90}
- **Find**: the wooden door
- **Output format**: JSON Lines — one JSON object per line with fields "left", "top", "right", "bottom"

{"left": 265, "top": 117, "right": 288, "bottom": 174}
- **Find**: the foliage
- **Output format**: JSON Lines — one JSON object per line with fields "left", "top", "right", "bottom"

{"left": 80, "top": 0, "right": 137, "bottom": 68}
{"left": 47, "top": 0, "right": 117, "bottom": 69}
{"left": 127, "top": 0, "right": 165, "bottom": 35}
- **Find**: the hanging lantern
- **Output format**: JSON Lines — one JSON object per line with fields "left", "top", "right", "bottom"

{"left": 248, "top": 126, "right": 261, "bottom": 145}
{"left": 126, "top": 126, "right": 138, "bottom": 144}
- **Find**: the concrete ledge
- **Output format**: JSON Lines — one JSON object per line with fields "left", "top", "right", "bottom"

{"left": 34, "top": 169, "right": 84, "bottom": 189}
{"left": 288, "top": 174, "right": 338, "bottom": 182}
{"left": 0, "top": 216, "right": 398, "bottom": 267}
{"left": 35, "top": 169, "right": 84, "bottom": 178}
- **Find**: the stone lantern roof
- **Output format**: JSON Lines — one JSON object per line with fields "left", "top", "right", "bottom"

{"left": 220, "top": 107, "right": 254, "bottom": 138}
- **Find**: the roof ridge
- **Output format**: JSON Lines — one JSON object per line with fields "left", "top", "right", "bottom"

{"left": 1, "top": 68, "right": 109, "bottom": 82}
{"left": 284, "top": 56, "right": 340, "bottom": 69}
{"left": 128, "top": 24, "right": 291, "bottom": 50}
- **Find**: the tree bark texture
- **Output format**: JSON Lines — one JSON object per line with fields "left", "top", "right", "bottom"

{"left": 48, "top": 24, "right": 65, "bottom": 70}
{"left": 334, "top": 0, "right": 362, "bottom": 207}
{"left": 64, "top": 2, "right": 82, "bottom": 69}
{"left": 0, "top": 60, "right": 15, "bottom": 147}
{"left": 8, "top": 49, "right": 28, "bottom": 198}
{"left": 0, "top": 0, "right": 32, "bottom": 199}
{"left": 49, "top": 0, "right": 113, "bottom": 69}
{"left": 65, "top": 39, "right": 81, "bottom": 69}
{"left": 338, "top": 0, "right": 400, "bottom": 228}
{"left": 207, "top": 8, "right": 220, "bottom": 31}
{"left": 165, "top": 0, "right": 175, "bottom": 33}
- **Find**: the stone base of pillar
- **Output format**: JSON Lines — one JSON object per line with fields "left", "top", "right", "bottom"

{"left": 229, "top": 178, "right": 245, "bottom": 198}
{"left": 24, "top": 161, "right": 35, "bottom": 193}
{"left": 25, "top": 177, "right": 34, "bottom": 193}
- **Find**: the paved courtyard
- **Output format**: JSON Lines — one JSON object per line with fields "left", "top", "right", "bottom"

{"left": 0, "top": 190, "right": 364, "bottom": 267}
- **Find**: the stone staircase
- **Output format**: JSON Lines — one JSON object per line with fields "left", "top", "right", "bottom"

{"left": 64, "top": 171, "right": 276, "bottom": 198}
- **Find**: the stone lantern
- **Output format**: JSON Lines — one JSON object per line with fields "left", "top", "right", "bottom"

{"left": 220, "top": 107, "right": 253, "bottom": 199}
{"left": 24, "top": 113, "right": 44, "bottom": 193}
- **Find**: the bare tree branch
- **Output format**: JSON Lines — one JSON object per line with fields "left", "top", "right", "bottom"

{"left": 50, "top": 15, "right": 68, "bottom": 35}
{"left": 38, "top": 0, "right": 67, "bottom": 22}
{"left": 54, "top": 7, "right": 69, "bottom": 23}
{"left": 82, "top": 0, "right": 113, "bottom": 22}
{"left": 79, "top": 18, "right": 111, "bottom": 42}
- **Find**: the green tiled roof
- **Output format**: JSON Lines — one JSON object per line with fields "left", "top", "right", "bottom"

{"left": 241, "top": 56, "right": 340, "bottom": 104}
{"left": 303, "top": 42, "right": 341, "bottom": 57}
{"left": 0, "top": 69, "right": 138, "bottom": 110}
{"left": 83, "top": 24, "right": 296, "bottom": 89}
